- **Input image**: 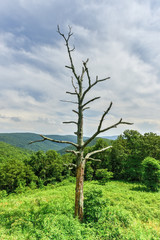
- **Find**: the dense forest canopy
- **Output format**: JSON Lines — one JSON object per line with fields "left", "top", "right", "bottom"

{"left": 0, "top": 129, "right": 159, "bottom": 193}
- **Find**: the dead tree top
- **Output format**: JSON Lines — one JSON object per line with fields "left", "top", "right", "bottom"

{"left": 30, "top": 25, "right": 133, "bottom": 159}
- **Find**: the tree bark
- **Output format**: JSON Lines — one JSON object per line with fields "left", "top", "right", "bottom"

{"left": 75, "top": 159, "right": 85, "bottom": 221}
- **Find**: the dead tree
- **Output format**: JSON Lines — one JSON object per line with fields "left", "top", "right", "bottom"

{"left": 30, "top": 26, "right": 133, "bottom": 222}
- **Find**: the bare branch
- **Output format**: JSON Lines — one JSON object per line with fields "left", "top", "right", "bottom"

{"left": 85, "top": 146, "right": 112, "bottom": 160}
{"left": 66, "top": 150, "right": 79, "bottom": 155}
{"left": 57, "top": 25, "right": 73, "bottom": 42}
{"left": 83, "top": 107, "right": 90, "bottom": 111}
{"left": 99, "top": 118, "right": 133, "bottom": 134}
{"left": 66, "top": 91, "right": 77, "bottom": 95}
{"left": 83, "top": 101, "right": 132, "bottom": 149}
{"left": 60, "top": 100, "right": 78, "bottom": 104}
{"left": 63, "top": 121, "right": 78, "bottom": 125}
{"left": 70, "top": 45, "right": 75, "bottom": 52}
{"left": 82, "top": 96, "right": 101, "bottom": 108}
{"left": 87, "top": 158, "right": 102, "bottom": 162}
{"left": 96, "top": 76, "right": 110, "bottom": 83}
{"left": 83, "top": 59, "right": 91, "bottom": 86}
{"left": 65, "top": 65, "right": 72, "bottom": 69}
{"left": 30, "top": 134, "right": 78, "bottom": 148}
{"left": 57, "top": 25, "right": 79, "bottom": 83}
{"left": 80, "top": 67, "right": 85, "bottom": 82}
{"left": 98, "top": 102, "right": 113, "bottom": 132}
{"left": 72, "top": 110, "right": 79, "bottom": 114}
{"left": 64, "top": 163, "right": 77, "bottom": 168}
{"left": 71, "top": 77, "right": 79, "bottom": 96}
{"left": 82, "top": 76, "right": 110, "bottom": 100}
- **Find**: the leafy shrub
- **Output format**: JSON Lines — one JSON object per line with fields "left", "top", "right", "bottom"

{"left": 142, "top": 157, "right": 160, "bottom": 191}
{"left": 96, "top": 169, "right": 113, "bottom": 185}
{"left": 84, "top": 188, "right": 106, "bottom": 223}
{"left": 0, "top": 190, "right": 7, "bottom": 198}
{"left": 0, "top": 159, "right": 37, "bottom": 193}
{"left": 28, "top": 150, "right": 64, "bottom": 184}
{"left": 85, "top": 162, "right": 94, "bottom": 181}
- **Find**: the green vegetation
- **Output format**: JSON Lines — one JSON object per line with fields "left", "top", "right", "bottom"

{"left": 95, "top": 169, "right": 113, "bottom": 185}
{"left": 142, "top": 157, "right": 160, "bottom": 192}
{"left": 27, "top": 150, "right": 64, "bottom": 184}
{"left": 0, "top": 133, "right": 78, "bottom": 152}
{"left": 0, "top": 181, "right": 160, "bottom": 239}
{"left": 109, "top": 130, "right": 160, "bottom": 182}
{"left": 0, "top": 130, "right": 160, "bottom": 238}
{"left": 0, "top": 141, "right": 31, "bottom": 163}
{"left": 0, "top": 159, "right": 37, "bottom": 193}
{"left": 0, "top": 130, "right": 160, "bottom": 194}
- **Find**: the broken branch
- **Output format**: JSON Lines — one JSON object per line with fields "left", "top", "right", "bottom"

{"left": 63, "top": 121, "right": 78, "bottom": 125}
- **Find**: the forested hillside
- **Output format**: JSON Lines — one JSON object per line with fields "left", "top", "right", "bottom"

{"left": 0, "top": 133, "right": 112, "bottom": 152}
{"left": 0, "top": 133, "right": 76, "bottom": 152}
{"left": 0, "top": 141, "right": 31, "bottom": 163}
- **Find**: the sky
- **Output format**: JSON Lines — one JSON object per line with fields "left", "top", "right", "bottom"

{"left": 0, "top": 0, "right": 160, "bottom": 136}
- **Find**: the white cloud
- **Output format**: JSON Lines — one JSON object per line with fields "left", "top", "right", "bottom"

{"left": 0, "top": 0, "right": 159, "bottom": 135}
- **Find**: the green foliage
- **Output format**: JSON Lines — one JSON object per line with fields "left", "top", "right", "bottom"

{"left": 83, "top": 188, "right": 106, "bottom": 223}
{"left": 143, "top": 132, "right": 160, "bottom": 160}
{"left": 61, "top": 153, "right": 76, "bottom": 177}
{"left": 110, "top": 130, "right": 160, "bottom": 181}
{"left": 84, "top": 138, "right": 112, "bottom": 181}
{"left": 95, "top": 169, "right": 113, "bottom": 185}
{"left": 0, "top": 190, "right": 7, "bottom": 198}
{"left": 85, "top": 162, "right": 94, "bottom": 181}
{"left": 0, "top": 141, "right": 31, "bottom": 163}
{"left": 0, "top": 159, "right": 37, "bottom": 193}
{"left": 142, "top": 157, "right": 160, "bottom": 192}
{"left": 28, "top": 150, "right": 64, "bottom": 184}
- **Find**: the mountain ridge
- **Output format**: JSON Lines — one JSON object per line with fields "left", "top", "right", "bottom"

{"left": 0, "top": 132, "right": 117, "bottom": 152}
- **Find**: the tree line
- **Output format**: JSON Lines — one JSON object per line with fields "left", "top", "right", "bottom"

{"left": 0, "top": 129, "right": 159, "bottom": 195}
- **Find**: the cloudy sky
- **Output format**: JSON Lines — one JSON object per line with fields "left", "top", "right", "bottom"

{"left": 0, "top": 0, "right": 160, "bottom": 136}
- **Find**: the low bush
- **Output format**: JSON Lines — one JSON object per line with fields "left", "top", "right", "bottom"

{"left": 96, "top": 169, "right": 113, "bottom": 185}
{"left": 142, "top": 157, "right": 160, "bottom": 192}
{"left": 84, "top": 188, "right": 106, "bottom": 223}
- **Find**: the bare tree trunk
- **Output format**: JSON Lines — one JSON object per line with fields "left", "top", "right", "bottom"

{"left": 75, "top": 158, "right": 85, "bottom": 221}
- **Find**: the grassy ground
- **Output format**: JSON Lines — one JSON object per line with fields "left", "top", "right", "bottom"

{"left": 0, "top": 180, "right": 160, "bottom": 239}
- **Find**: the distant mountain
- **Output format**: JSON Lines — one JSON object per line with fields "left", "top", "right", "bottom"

{"left": 0, "top": 133, "right": 116, "bottom": 153}
{"left": 101, "top": 135, "right": 118, "bottom": 140}
{"left": 0, "top": 133, "right": 75, "bottom": 152}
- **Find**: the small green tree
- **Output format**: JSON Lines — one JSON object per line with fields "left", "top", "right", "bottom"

{"left": 84, "top": 188, "right": 106, "bottom": 223}
{"left": 96, "top": 169, "right": 113, "bottom": 185}
{"left": 142, "top": 157, "right": 160, "bottom": 192}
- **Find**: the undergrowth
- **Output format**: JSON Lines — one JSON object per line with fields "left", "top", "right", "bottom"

{"left": 0, "top": 180, "right": 160, "bottom": 239}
